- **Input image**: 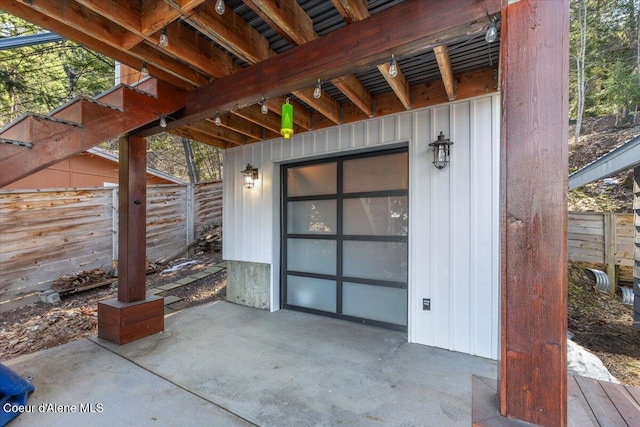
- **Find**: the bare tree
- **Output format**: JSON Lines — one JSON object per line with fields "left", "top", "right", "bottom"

{"left": 574, "top": 0, "right": 587, "bottom": 143}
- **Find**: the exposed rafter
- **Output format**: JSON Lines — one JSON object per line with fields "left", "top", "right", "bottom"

{"left": 2, "top": 0, "right": 501, "bottom": 155}
{"left": 379, "top": 62, "right": 412, "bottom": 110}
{"left": 140, "top": 0, "right": 495, "bottom": 135}
{"left": 434, "top": 45, "right": 457, "bottom": 101}
{"left": 246, "top": 0, "right": 374, "bottom": 119}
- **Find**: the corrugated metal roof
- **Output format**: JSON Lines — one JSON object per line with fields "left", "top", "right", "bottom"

{"left": 210, "top": 0, "right": 499, "bottom": 105}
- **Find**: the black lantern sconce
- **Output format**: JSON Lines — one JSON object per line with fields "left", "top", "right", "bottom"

{"left": 428, "top": 131, "right": 453, "bottom": 169}
{"left": 241, "top": 164, "right": 259, "bottom": 189}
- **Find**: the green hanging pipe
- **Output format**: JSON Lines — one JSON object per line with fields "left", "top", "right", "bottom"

{"left": 281, "top": 98, "right": 294, "bottom": 139}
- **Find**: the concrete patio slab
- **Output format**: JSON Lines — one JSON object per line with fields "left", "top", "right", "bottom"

{"left": 3, "top": 301, "right": 497, "bottom": 426}
{"left": 3, "top": 338, "right": 252, "bottom": 427}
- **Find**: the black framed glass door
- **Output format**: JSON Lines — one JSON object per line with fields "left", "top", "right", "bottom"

{"left": 281, "top": 148, "right": 408, "bottom": 331}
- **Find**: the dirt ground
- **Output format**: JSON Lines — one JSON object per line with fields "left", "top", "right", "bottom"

{"left": 568, "top": 262, "right": 640, "bottom": 387}
{"left": 0, "top": 251, "right": 225, "bottom": 361}
{"left": 2, "top": 255, "right": 639, "bottom": 388}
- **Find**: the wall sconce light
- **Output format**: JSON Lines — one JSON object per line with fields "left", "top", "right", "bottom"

{"left": 429, "top": 131, "right": 453, "bottom": 169}
{"left": 241, "top": 164, "right": 259, "bottom": 189}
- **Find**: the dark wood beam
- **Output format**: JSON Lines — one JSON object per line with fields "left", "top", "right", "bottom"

{"left": 139, "top": 0, "right": 498, "bottom": 136}
{"left": 117, "top": 134, "right": 147, "bottom": 303}
{"left": 97, "top": 133, "right": 164, "bottom": 345}
{"left": 633, "top": 166, "right": 640, "bottom": 329}
{"left": 499, "top": 1, "right": 569, "bottom": 426}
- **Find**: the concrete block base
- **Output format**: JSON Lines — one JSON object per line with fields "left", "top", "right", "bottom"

{"left": 226, "top": 261, "right": 270, "bottom": 310}
{"left": 98, "top": 296, "right": 164, "bottom": 345}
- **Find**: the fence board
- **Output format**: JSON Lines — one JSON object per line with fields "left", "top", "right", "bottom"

{"left": 1, "top": 181, "right": 222, "bottom": 310}
{"left": 194, "top": 181, "right": 223, "bottom": 236}
{"left": 568, "top": 212, "right": 635, "bottom": 281}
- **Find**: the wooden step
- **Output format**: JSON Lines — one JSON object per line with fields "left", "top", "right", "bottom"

{"left": 0, "top": 114, "right": 82, "bottom": 143}
{"left": 1, "top": 78, "right": 186, "bottom": 188}
{"left": 95, "top": 83, "right": 157, "bottom": 110}
{"left": 49, "top": 96, "right": 122, "bottom": 124}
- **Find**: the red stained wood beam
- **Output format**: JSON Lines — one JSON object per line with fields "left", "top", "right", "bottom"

{"left": 499, "top": 1, "right": 569, "bottom": 426}
{"left": 137, "top": 0, "right": 499, "bottom": 136}
{"left": 117, "top": 134, "right": 147, "bottom": 303}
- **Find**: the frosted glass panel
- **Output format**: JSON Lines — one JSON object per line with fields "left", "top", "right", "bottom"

{"left": 343, "top": 241, "right": 407, "bottom": 281}
{"left": 343, "top": 282, "right": 407, "bottom": 326}
{"left": 288, "top": 200, "right": 336, "bottom": 234}
{"left": 287, "top": 163, "right": 337, "bottom": 197}
{"left": 343, "top": 197, "right": 408, "bottom": 236}
{"left": 287, "top": 238, "right": 336, "bottom": 275}
{"left": 343, "top": 152, "right": 408, "bottom": 193}
{"left": 287, "top": 276, "right": 336, "bottom": 313}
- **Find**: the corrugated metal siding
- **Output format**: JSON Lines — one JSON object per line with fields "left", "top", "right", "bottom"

{"left": 224, "top": 94, "right": 501, "bottom": 359}
{"left": 1, "top": 182, "right": 223, "bottom": 310}
{"left": 194, "top": 181, "right": 223, "bottom": 235}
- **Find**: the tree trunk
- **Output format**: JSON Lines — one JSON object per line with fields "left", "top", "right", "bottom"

{"left": 574, "top": 0, "right": 587, "bottom": 144}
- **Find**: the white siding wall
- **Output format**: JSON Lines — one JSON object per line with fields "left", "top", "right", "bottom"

{"left": 223, "top": 94, "right": 500, "bottom": 359}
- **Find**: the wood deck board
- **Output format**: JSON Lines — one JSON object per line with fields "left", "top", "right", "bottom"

{"left": 567, "top": 375, "right": 600, "bottom": 427}
{"left": 625, "top": 384, "right": 640, "bottom": 406}
{"left": 474, "top": 375, "right": 640, "bottom": 426}
{"left": 574, "top": 375, "right": 629, "bottom": 427}
{"left": 600, "top": 380, "right": 640, "bottom": 426}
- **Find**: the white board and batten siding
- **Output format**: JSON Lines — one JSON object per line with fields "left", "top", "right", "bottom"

{"left": 224, "top": 94, "right": 500, "bottom": 359}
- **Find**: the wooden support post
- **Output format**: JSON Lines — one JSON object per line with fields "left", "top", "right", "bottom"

{"left": 633, "top": 166, "right": 640, "bottom": 330}
{"left": 117, "top": 134, "right": 147, "bottom": 303}
{"left": 98, "top": 134, "right": 164, "bottom": 345}
{"left": 498, "top": 1, "right": 569, "bottom": 426}
{"left": 604, "top": 213, "right": 618, "bottom": 294}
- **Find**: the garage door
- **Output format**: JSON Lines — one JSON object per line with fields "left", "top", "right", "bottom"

{"left": 281, "top": 149, "right": 408, "bottom": 331}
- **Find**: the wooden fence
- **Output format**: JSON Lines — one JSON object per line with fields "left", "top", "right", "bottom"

{"left": 568, "top": 211, "right": 634, "bottom": 287}
{"left": 0, "top": 181, "right": 222, "bottom": 311}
